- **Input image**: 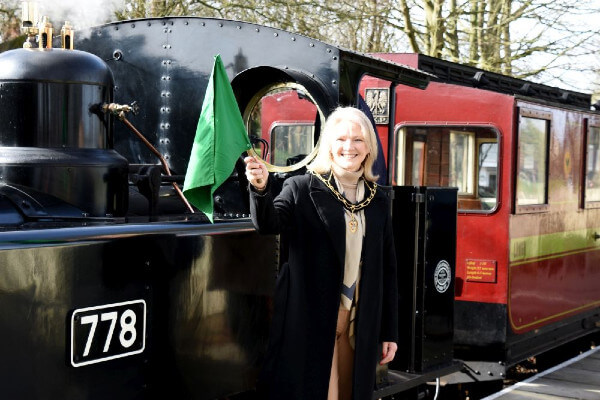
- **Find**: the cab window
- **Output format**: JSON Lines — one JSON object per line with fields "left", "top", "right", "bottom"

{"left": 393, "top": 125, "right": 499, "bottom": 212}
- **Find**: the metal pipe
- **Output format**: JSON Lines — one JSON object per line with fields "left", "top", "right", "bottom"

{"left": 120, "top": 117, "right": 195, "bottom": 214}
{"left": 102, "top": 103, "right": 194, "bottom": 214}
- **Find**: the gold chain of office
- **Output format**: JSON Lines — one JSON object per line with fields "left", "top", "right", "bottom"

{"left": 311, "top": 171, "right": 377, "bottom": 233}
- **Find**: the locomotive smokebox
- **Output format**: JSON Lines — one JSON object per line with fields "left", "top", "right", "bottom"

{"left": 0, "top": 48, "right": 128, "bottom": 217}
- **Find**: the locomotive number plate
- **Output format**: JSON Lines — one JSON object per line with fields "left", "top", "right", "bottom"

{"left": 70, "top": 300, "right": 146, "bottom": 367}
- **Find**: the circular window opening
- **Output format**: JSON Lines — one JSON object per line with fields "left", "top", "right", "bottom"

{"left": 243, "top": 82, "right": 324, "bottom": 172}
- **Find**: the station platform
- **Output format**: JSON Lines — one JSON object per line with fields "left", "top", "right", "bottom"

{"left": 483, "top": 346, "right": 600, "bottom": 400}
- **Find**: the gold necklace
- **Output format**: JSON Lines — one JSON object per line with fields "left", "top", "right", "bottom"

{"left": 311, "top": 171, "right": 377, "bottom": 233}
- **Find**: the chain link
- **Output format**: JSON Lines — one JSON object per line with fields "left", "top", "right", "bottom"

{"left": 311, "top": 171, "right": 377, "bottom": 213}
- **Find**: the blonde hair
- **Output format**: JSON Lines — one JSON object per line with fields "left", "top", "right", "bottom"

{"left": 307, "top": 106, "right": 379, "bottom": 182}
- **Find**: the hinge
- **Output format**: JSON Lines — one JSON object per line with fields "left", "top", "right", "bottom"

{"left": 412, "top": 193, "right": 425, "bottom": 203}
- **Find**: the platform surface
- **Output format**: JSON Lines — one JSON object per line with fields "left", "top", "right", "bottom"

{"left": 483, "top": 346, "right": 600, "bottom": 400}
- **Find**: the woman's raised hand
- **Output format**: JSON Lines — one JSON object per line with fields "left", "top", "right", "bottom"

{"left": 244, "top": 156, "right": 268, "bottom": 191}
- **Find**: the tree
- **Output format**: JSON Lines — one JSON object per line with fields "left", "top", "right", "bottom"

{"left": 0, "top": 0, "right": 21, "bottom": 44}
{"left": 395, "top": 0, "right": 600, "bottom": 89}
{"left": 113, "top": 0, "right": 399, "bottom": 53}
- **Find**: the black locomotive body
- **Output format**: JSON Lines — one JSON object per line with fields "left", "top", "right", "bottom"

{"left": 0, "top": 16, "right": 459, "bottom": 399}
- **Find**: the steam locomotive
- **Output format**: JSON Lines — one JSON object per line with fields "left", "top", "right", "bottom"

{"left": 0, "top": 8, "right": 460, "bottom": 400}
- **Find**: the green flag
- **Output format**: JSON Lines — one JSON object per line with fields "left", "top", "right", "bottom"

{"left": 183, "top": 55, "right": 252, "bottom": 222}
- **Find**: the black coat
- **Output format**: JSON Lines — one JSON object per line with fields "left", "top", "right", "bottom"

{"left": 251, "top": 172, "right": 398, "bottom": 400}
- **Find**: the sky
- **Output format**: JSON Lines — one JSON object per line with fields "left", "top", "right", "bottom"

{"left": 511, "top": 4, "right": 600, "bottom": 96}
{"left": 30, "top": 0, "right": 124, "bottom": 30}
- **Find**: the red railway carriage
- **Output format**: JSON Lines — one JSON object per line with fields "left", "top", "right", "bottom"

{"left": 361, "top": 53, "right": 600, "bottom": 376}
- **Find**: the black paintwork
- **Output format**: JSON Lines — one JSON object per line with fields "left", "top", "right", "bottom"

{"left": 415, "top": 54, "right": 591, "bottom": 109}
{"left": 390, "top": 186, "right": 457, "bottom": 374}
{"left": 0, "top": 221, "right": 277, "bottom": 399}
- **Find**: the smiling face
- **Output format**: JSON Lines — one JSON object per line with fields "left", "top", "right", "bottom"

{"left": 330, "top": 121, "right": 369, "bottom": 172}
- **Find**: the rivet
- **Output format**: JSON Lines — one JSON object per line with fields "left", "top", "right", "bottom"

{"left": 201, "top": 22, "right": 205, "bottom": 26}
{"left": 162, "top": 21, "right": 166, "bottom": 26}
{"left": 333, "top": 56, "right": 338, "bottom": 60}
{"left": 185, "top": 21, "right": 188, "bottom": 25}
{"left": 165, "top": 123, "right": 170, "bottom": 129}
{"left": 147, "top": 22, "right": 151, "bottom": 26}
{"left": 131, "top": 24, "right": 135, "bottom": 28}
{"left": 309, "top": 43, "right": 314, "bottom": 47}
{"left": 237, "top": 25, "right": 241, "bottom": 29}
{"left": 274, "top": 32, "right": 278, "bottom": 37}
{"left": 219, "top": 23, "right": 223, "bottom": 27}
{"left": 255, "top": 28, "right": 260, "bottom": 32}
{"left": 332, "top": 80, "right": 337, "bottom": 85}
{"left": 291, "top": 37, "right": 296, "bottom": 41}
{"left": 115, "top": 26, "right": 119, "bottom": 31}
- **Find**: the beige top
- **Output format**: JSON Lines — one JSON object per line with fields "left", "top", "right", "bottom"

{"left": 330, "top": 163, "right": 365, "bottom": 311}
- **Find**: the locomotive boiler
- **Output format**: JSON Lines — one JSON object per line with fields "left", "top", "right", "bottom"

{"left": 0, "top": 9, "right": 460, "bottom": 400}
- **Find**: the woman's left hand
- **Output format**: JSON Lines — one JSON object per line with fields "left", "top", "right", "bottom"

{"left": 380, "top": 342, "right": 398, "bottom": 365}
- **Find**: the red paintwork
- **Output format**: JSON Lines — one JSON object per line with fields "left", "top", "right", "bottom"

{"left": 509, "top": 249, "right": 600, "bottom": 333}
{"left": 362, "top": 69, "right": 514, "bottom": 308}
{"left": 360, "top": 54, "right": 600, "bottom": 337}
{"left": 259, "top": 90, "right": 317, "bottom": 140}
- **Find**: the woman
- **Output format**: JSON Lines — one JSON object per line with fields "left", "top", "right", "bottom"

{"left": 244, "top": 107, "right": 398, "bottom": 400}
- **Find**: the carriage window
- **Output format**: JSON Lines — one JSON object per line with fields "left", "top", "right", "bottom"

{"left": 393, "top": 125, "right": 499, "bottom": 212}
{"left": 478, "top": 141, "right": 498, "bottom": 210}
{"left": 244, "top": 82, "right": 323, "bottom": 172}
{"left": 412, "top": 140, "right": 426, "bottom": 186}
{"left": 516, "top": 116, "right": 549, "bottom": 207}
{"left": 449, "top": 132, "right": 475, "bottom": 194}
{"left": 585, "top": 125, "right": 600, "bottom": 203}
